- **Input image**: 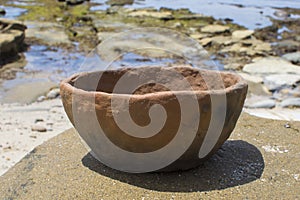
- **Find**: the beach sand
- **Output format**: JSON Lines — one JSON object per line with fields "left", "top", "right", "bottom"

{"left": 0, "top": 98, "right": 72, "bottom": 176}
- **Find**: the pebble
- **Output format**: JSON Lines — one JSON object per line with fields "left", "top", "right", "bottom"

{"left": 232, "top": 30, "right": 254, "bottom": 40}
{"left": 46, "top": 88, "right": 60, "bottom": 99}
{"left": 56, "top": 17, "right": 64, "bottom": 22}
{"left": 37, "top": 95, "right": 46, "bottom": 102}
{"left": 172, "top": 22, "right": 182, "bottom": 28}
{"left": 282, "top": 52, "right": 300, "bottom": 64}
{"left": 31, "top": 125, "right": 47, "bottom": 132}
{"left": 245, "top": 99, "right": 276, "bottom": 109}
{"left": 35, "top": 119, "right": 44, "bottom": 123}
{"left": 279, "top": 98, "right": 300, "bottom": 108}
{"left": 200, "top": 25, "right": 230, "bottom": 34}
{"left": 30, "top": 135, "right": 37, "bottom": 139}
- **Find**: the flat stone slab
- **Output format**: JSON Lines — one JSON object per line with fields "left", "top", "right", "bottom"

{"left": 0, "top": 113, "right": 300, "bottom": 199}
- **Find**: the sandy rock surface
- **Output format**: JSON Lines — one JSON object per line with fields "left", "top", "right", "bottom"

{"left": 0, "top": 113, "right": 299, "bottom": 199}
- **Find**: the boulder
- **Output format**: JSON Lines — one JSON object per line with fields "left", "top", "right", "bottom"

{"left": 0, "top": 18, "right": 27, "bottom": 57}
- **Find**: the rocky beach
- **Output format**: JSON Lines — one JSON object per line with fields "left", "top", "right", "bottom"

{"left": 0, "top": 0, "right": 300, "bottom": 198}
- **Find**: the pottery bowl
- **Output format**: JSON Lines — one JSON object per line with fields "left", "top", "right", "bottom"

{"left": 60, "top": 66, "right": 248, "bottom": 172}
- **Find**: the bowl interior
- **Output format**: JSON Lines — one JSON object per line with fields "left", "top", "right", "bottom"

{"left": 69, "top": 67, "right": 240, "bottom": 95}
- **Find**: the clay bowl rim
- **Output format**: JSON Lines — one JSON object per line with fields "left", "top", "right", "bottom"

{"left": 60, "top": 66, "right": 247, "bottom": 99}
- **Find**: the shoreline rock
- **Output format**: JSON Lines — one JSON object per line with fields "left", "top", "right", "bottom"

{"left": 0, "top": 18, "right": 27, "bottom": 58}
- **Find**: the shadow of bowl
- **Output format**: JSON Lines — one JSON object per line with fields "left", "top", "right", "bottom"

{"left": 82, "top": 140, "right": 264, "bottom": 192}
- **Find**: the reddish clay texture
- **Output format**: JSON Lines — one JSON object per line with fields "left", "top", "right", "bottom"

{"left": 60, "top": 66, "right": 248, "bottom": 172}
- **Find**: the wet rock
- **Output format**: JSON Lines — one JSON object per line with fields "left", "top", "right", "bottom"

{"left": 37, "top": 95, "right": 46, "bottom": 102}
{"left": 224, "top": 63, "right": 242, "bottom": 70}
{"left": 200, "top": 25, "right": 230, "bottom": 34}
{"left": 282, "top": 52, "right": 300, "bottom": 64}
{"left": 0, "top": 18, "right": 27, "bottom": 57}
{"left": 106, "top": 0, "right": 134, "bottom": 6}
{"left": 128, "top": 10, "right": 173, "bottom": 20}
{"left": 96, "top": 28, "right": 208, "bottom": 62}
{"left": 175, "top": 13, "right": 205, "bottom": 20}
{"left": 0, "top": 18, "right": 26, "bottom": 32}
{"left": 264, "top": 74, "right": 300, "bottom": 91}
{"left": 31, "top": 125, "right": 47, "bottom": 132}
{"left": 276, "top": 40, "right": 300, "bottom": 50}
{"left": 47, "top": 88, "right": 60, "bottom": 99}
{"left": 25, "top": 21, "right": 71, "bottom": 45}
{"left": 0, "top": 8, "right": 6, "bottom": 15}
{"left": 66, "top": 0, "right": 85, "bottom": 5}
{"left": 279, "top": 98, "right": 300, "bottom": 108}
{"left": 245, "top": 99, "right": 276, "bottom": 109}
{"left": 232, "top": 30, "right": 254, "bottom": 40}
{"left": 243, "top": 57, "right": 300, "bottom": 75}
{"left": 97, "top": 32, "right": 115, "bottom": 41}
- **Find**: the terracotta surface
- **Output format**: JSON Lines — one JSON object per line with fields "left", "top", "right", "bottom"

{"left": 60, "top": 66, "right": 248, "bottom": 172}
